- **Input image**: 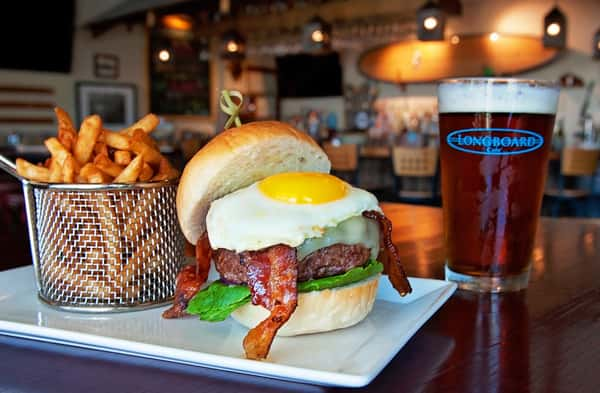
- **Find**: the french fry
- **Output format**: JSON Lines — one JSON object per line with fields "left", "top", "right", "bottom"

{"left": 74, "top": 115, "right": 102, "bottom": 165}
{"left": 103, "top": 129, "right": 131, "bottom": 150}
{"left": 151, "top": 156, "right": 180, "bottom": 181}
{"left": 89, "top": 170, "right": 112, "bottom": 183}
{"left": 130, "top": 132, "right": 162, "bottom": 166}
{"left": 16, "top": 158, "right": 50, "bottom": 182}
{"left": 119, "top": 229, "right": 161, "bottom": 284}
{"left": 79, "top": 163, "right": 95, "bottom": 178}
{"left": 139, "top": 163, "right": 153, "bottom": 182}
{"left": 113, "top": 155, "right": 144, "bottom": 183}
{"left": 62, "top": 155, "right": 77, "bottom": 183}
{"left": 79, "top": 163, "right": 110, "bottom": 183}
{"left": 121, "top": 189, "right": 162, "bottom": 243}
{"left": 55, "top": 107, "right": 77, "bottom": 152}
{"left": 131, "top": 128, "right": 158, "bottom": 150}
{"left": 48, "top": 194, "right": 111, "bottom": 298}
{"left": 48, "top": 158, "right": 63, "bottom": 183}
{"left": 94, "top": 154, "right": 124, "bottom": 178}
{"left": 114, "top": 150, "right": 132, "bottom": 166}
{"left": 114, "top": 189, "right": 142, "bottom": 234}
{"left": 120, "top": 113, "right": 159, "bottom": 136}
{"left": 92, "top": 193, "right": 122, "bottom": 275}
{"left": 44, "top": 137, "right": 71, "bottom": 166}
{"left": 94, "top": 141, "right": 109, "bottom": 157}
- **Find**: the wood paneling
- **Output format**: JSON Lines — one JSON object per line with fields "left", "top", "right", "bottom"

{"left": 0, "top": 117, "right": 54, "bottom": 124}
{"left": 0, "top": 85, "right": 56, "bottom": 128}
{"left": 0, "top": 101, "right": 54, "bottom": 109}
{"left": 0, "top": 86, "right": 54, "bottom": 94}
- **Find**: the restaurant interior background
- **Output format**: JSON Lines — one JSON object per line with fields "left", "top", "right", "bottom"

{"left": 0, "top": 0, "right": 599, "bottom": 267}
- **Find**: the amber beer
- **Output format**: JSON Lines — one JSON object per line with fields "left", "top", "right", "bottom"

{"left": 438, "top": 79, "right": 559, "bottom": 291}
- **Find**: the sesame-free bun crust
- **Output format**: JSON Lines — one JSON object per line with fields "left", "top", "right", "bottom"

{"left": 231, "top": 275, "right": 380, "bottom": 337}
{"left": 177, "top": 121, "right": 331, "bottom": 244}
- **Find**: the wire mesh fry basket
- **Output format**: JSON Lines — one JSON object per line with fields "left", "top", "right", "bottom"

{"left": 21, "top": 179, "right": 185, "bottom": 312}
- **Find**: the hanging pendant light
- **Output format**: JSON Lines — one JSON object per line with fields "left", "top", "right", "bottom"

{"left": 417, "top": 1, "right": 445, "bottom": 41}
{"left": 303, "top": 16, "right": 332, "bottom": 52}
{"left": 221, "top": 29, "right": 246, "bottom": 60}
{"left": 543, "top": 6, "right": 566, "bottom": 49}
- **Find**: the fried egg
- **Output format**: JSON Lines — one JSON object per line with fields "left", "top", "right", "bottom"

{"left": 206, "top": 172, "right": 381, "bottom": 252}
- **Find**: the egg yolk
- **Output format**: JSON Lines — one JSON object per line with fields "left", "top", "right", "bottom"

{"left": 258, "top": 172, "right": 348, "bottom": 204}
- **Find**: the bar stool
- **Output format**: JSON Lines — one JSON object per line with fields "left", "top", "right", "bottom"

{"left": 322, "top": 142, "right": 359, "bottom": 185}
{"left": 544, "top": 147, "right": 600, "bottom": 217}
{"left": 391, "top": 146, "right": 439, "bottom": 204}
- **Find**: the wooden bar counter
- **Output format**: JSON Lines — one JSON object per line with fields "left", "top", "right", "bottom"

{"left": 0, "top": 203, "right": 598, "bottom": 393}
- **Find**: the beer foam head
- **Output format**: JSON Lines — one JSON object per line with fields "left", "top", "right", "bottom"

{"left": 438, "top": 78, "right": 559, "bottom": 115}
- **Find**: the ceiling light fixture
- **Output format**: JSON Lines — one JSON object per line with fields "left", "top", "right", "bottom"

{"left": 423, "top": 16, "right": 438, "bottom": 30}
{"left": 221, "top": 29, "right": 246, "bottom": 60}
{"left": 311, "top": 29, "right": 325, "bottom": 43}
{"left": 543, "top": 6, "right": 566, "bottom": 49}
{"left": 417, "top": 1, "right": 445, "bottom": 41}
{"left": 158, "top": 49, "right": 171, "bottom": 62}
{"left": 303, "top": 16, "right": 332, "bottom": 52}
{"left": 546, "top": 22, "right": 561, "bottom": 36}
{"left": 161, "top": 14, "right": 193, "bottom": 31}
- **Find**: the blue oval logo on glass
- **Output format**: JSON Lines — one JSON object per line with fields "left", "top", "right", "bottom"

{"left": 446, "top": 128, "right": 544, "bottom": 156}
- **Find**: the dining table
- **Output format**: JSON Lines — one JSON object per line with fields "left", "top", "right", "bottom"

{"left": 1, "top": 202, "right": 599, "bottom": 393}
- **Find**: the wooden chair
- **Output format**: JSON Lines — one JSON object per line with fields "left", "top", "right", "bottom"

{"left": 322, "top": 142, "right": 359, "bottom": 185}
{"left": 360, "top": 145, "right": 390, "bottom": 159}
{"left": 545, "top": 147, "right": 600, "bottom": 217}
{"left": 391, "top": 146, "right": 439, "bottom": 203}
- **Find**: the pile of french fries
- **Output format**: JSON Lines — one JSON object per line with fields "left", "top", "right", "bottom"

{"left": 17, "top": 108, "right": 183, "bottom": 305}
{"left": 16, "top": 107, "right": 179, "bottom": 183}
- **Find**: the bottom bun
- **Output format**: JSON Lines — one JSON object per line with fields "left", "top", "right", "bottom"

{"left": 230, "top": 274, "right": 380, "bottom": 337}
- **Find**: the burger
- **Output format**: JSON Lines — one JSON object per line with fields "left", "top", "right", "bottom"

{"left": 164, "top": 121, "right": 411, "bottom": 360}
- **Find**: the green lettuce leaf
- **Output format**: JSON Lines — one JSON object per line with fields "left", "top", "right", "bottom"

{"left": 297, "top": 259, "right": 383, "bottom": 292}
{"left": 186, "top": 281, "right": 251, "bottom": 322}
{"left": 186, "top": 260, "right": 383, "bottom": 322}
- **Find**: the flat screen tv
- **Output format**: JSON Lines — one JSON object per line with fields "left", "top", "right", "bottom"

{"left": 276, "top": 52, "right": 343, "bottom": 98}
{"left": 0, "top": 1, "right": 74, "bottom": 73}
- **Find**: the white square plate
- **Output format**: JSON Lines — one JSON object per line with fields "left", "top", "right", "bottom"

{"left": 0, "top": 266, "right": 455, "bottom": 387}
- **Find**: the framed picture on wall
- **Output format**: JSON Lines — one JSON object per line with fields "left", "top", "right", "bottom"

{"left": 75, "top": 82, "right": 137, "bottom": 130}
{"left": 93, "top": 53, "right": 120, "bottom": 79}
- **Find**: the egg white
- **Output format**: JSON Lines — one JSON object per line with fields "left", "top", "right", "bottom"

{"left": 206, "top": 180, "right": 381, "bottom": 252}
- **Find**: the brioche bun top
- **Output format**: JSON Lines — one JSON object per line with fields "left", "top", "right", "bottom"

{"left": 176, "top": 121, "right": 331, "bottom": 244}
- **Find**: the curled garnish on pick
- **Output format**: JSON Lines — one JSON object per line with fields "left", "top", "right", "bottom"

{"left": 220, "top": 90, "right": 243, "bottom": 129}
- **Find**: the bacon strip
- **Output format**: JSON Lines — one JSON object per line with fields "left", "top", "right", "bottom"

{"left": 363, "top": 210, "right": 412, "bottom": 296}
{"left": 162, "top": 233, "right": 212, "bottom": 319}
{"left": 241, "top": 245, "right": 298, "bottom": 360}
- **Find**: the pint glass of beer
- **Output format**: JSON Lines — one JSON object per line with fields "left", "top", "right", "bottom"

{"left": 438, "top": 78, "right": 559, "bottom": 292}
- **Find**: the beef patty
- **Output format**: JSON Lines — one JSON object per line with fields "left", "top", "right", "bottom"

{"left": 214, "top": 243, "right": 371, "bottom": 284}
